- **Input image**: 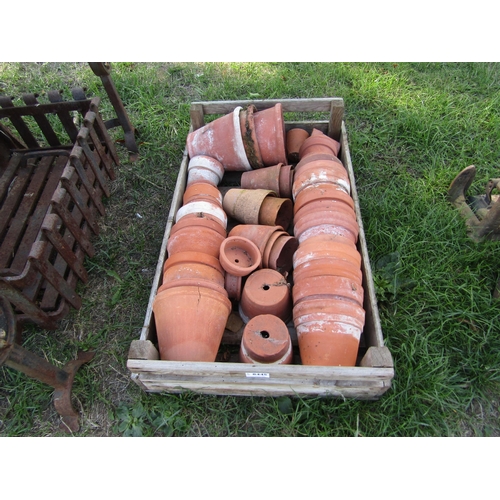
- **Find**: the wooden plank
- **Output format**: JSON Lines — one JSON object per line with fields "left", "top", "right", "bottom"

{"left": 194, "top": 97, "right": 344, "bottom": 115}
{"left": 128, "top": 339, "right": 160, "bottom": 360}
{"left": 340, "top": 121, "right": 385, "bottom": 349}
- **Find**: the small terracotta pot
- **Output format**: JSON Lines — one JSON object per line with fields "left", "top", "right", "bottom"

{"left": 239, "top": 314, "right": 293, "bottom": 364}
{"left": 219, "top": 236, "right": 262, "bottom": 277}
{"left": 299, "top": 129, "right": 341, "bottom": 159}
{"left": 253, "top": 103, "right": 287, "bottom": 166}
{"left": 267, "top": 234, "right": 299, "bottom": 275}
{"left": 228, "top": 224, "right": 283, "bottom": 260}
{"left": 187, "top": 155, "right": 224, "bottom": 187}
{"left": 259, "top": 196, "right": 293, "bottom": 229}
{"left": 183, "top": 182, "right": 223, "bottom": 205}
{"left": 223, "top": 188, "right": 276, "bottom": 225}
{"left": 167, "top": 224, "right": 225, "bottom": 258}
{"left": 187, "top": 106, "right": 252, "bottom": 171}
{"left": 278, "top": 164, "right": 294, "bottom": 199}
{"left": 239, "top": 268, "right": 291, "bottom": 323}
{"left": 294, "top": 199, "right": 357, "bottom": 227}
{"left": 225, "top": 273, "right": 243, "bottom": 301}
{"left": 286, "top": 128, "right": 310, "bottom": 164}
{"left": 239, "top": 105, "right": 264, "bottom": 169}
{"left": 176, "top": 200, "right": 227, "bottom": 229}
{"left": 262, "top": 230, "right": 287, "bottom": 268}
{"left": 153, "top": 285, "right": 231, "bottom": 361}
{"left": 240, "top": 163, "right": 282, "bottom": 194}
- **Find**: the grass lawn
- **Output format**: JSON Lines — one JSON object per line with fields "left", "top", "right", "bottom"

{"left": 1, "top": 62, "right": 499, "bottom": 437}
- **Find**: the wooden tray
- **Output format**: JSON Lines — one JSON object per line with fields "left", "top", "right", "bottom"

{"left": 127, "top": 98, "right": 394, "bottom": 399}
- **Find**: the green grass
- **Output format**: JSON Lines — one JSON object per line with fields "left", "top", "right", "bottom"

{"left": 1, "top": 62, "right": 500, "bottom": 437}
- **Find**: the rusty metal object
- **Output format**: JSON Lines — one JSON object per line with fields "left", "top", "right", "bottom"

{"left": 0, "top": 95, "right": 118, "bottom": 329}
{"left": 0, "top": 297, "right": 94, "bottom": 432}
{"left": 448, "top": 165, "right": 500, "bottom": 242}
{"left": 89, "top": 62, "right": 139, "bottom": 160}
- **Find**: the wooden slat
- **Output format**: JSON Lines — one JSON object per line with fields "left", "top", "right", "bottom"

{"left": 47, "top": 91, "right": 80, "bottom": 143}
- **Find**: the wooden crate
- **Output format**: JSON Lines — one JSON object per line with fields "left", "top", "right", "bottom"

{"left": 127, "top": 98, "right": 394, "bottom": 399}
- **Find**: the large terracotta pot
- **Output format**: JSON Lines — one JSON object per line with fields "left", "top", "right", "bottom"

{"left": 293, "top": 235, "right": 362, "bottom": 268}
{"left": 187, "top": 106, "right": 252, "bottom": 171}
{"left": 293, "top": 297, "right": 365, "bottom": 366}
{"left": 239, "top": 314, "right": 293, "bottom": 364}
{"left": 239, "top": 268, "right": 291, "bottom": 323}
{"left": 162, "top": 259, "right": 225, "bottom": 288}
{"left": 253, "top": 103, "right": 287, "bottom": 166}
{"left": 286, "top": 128, "right": 310, "bottom": 164}
{"left": 153, "top": 285, "right": 231, "bottom": 361}
{"left": 239, "top": 105, "right": 264, "bottom": 169}
{"left": 187, "top": 155, "right": 224, "bottom": 187}
{"left": 223, "top": 188, "right": 276, "bottom": 225}
{"left": 163, "top": 250, "right": 225, "bottom": 275}
{"left": 219, "top": 236, "right": 262, "bottom": 277}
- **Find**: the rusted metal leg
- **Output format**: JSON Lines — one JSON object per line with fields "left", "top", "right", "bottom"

{"left": 0, "top": 297, "right": 94, "bottom": 432}
{"left": 89, "top": 62, "right": 139, "bottom": 160}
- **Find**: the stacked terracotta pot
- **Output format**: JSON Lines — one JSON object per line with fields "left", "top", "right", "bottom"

{"left": 153, "top": 162, "right": 231, "bottom": 362}
{"left": 187, "top": 104, "right": 288, "bottom": 171}
{"left": 291, "top": 129, "right": 366, "bottom": 366}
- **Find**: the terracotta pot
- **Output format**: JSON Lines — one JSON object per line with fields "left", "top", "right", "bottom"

{"left": 267, "top": 233, "right": 299, "bottom": 275}
{"left": 278, "top": 164, "right": 294, "bottom": 199}
{"left": 292, "top": 275, "right": 364, "bottom": 307}
{"left": 162, "top": 260, "right": 225, "bottom": 288}
{"left": 187, "top": 106, "right": 252, "bottom": 171}
{"left": 240, "top": 163, "right": 282, "bottom": 194}
{"left": 167, "top": 227, "right": 225, "bottom": 258}
{"left": 253, "top": 103, "right": 287, "bottom": 166}
{"left": 225, "top": 273, "right": 243, "bottom": 301}
{"left": 183, "top": 182, "right": 223, "bottom": 205}
{"left": 223, "top": 188, "right": 276, "bottom": 225}
{"left": 175, "top": 200, "right": 227, "bottom": 229}
{"left": 295, "top": 321, "right": 361, "bottom": 366}
{"left": 239, "top": 105, "right": 264, "bottom": 169}
{"left": 187, "top": 155, "right": 224, "bottom": 187}
{"left": 262, "top": 229, "right": 287, "bottom": 268}
{"left": 170, "top": 212, "right": 227, "bottom": 237}
{"left": 239, "top": 314, "right": 293, "bottom": 364}
{"left": 295, "top": 152, "right": 341, "bottom": 168}
{"left": 239, "top": 268, "right": 291, "bottom": 323}
{"left": 293, "top": 235, "right": 362, "bottom": 268}
{"left": 294, "top": 199, "right": 357, "bottom": 228}
{"left": 293, "top": 211, "right": 359, "bottom": 244}
{"left": 293, "top": 296, "right": 365, "bottom": 366}
{"left": 292, "top": 159, "right": 350, "bottom": 200}
{"left": 228, "top": 224, "right": 283, "bottom": 260}
{"left": 219, "top": 236, "right": 262, "bottom": 277}
{"left": 153, "top": 285, "right": 231, "bottom": 361}
{"left": 286, "top": 128, "right": 310, "bottom": 164}
{"left": 299, "top": 129, "right": 341, "bottom": 159}
{"left": 259, "top": 196, "right": 293, "bottom": 229}
{"left": 158, "top": 277, "right": 226, "bottom": 295}
{"left": 294, "top": 182, "right": 355, "bottom": 216}
{"left": 163, "top": 250, "right": 225, "bottom": 275}
{"left": 293, "top": 256, "right": 363, "bottom": 284}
